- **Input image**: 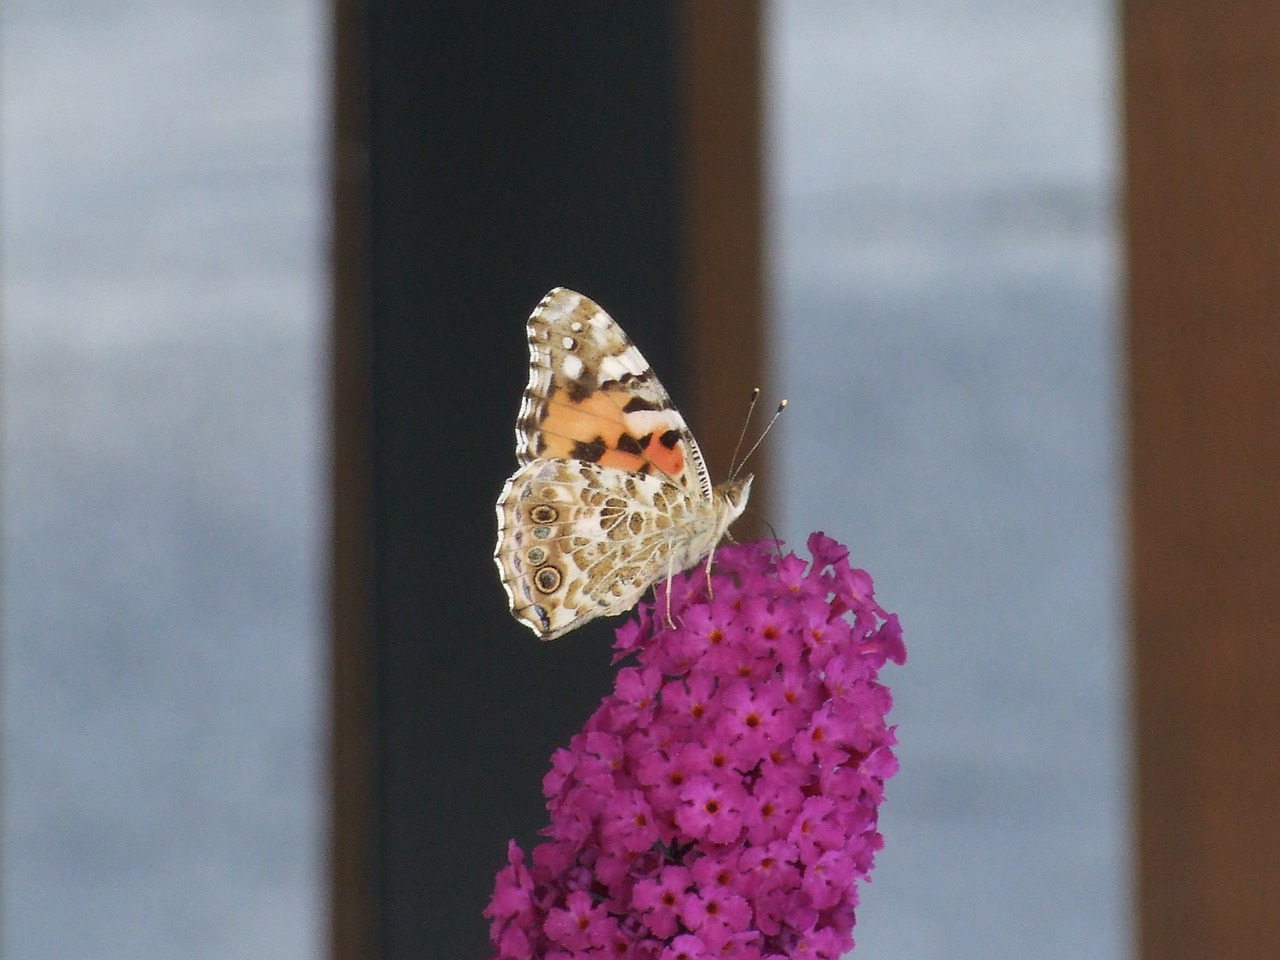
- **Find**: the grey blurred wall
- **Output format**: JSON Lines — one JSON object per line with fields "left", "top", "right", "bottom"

{"left": 769, "top": 2, "right": 1127, "bottom": 958}
{"left": 1, "top": 2, "right": 327, "bottom": 958}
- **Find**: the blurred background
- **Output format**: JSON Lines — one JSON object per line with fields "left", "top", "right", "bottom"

{"left": 2, "top": 2, "right": 328, "bottom": 957}
{"left": 769, "top": 4, "right": 1124, "bottom": 958}
{"left": 1, "top": 2, "right": 1123, "bottom": 959}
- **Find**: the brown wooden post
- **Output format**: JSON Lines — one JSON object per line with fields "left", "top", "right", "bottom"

{"left": 1124, "top": 5, "right": 1280, "bottom": 959}
{"left": 680, "top": 4, "right": 770, "bottom": 536}
{"left": 329, "top": 0, "right": 375, "bottom": 955}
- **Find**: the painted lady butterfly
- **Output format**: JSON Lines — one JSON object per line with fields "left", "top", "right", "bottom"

{"left": 494, "top": 288, "right": 753, "bottom": 640}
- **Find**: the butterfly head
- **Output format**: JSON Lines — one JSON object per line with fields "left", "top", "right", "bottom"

{"left": 715, "top": 473, "right": 753, "bottom": 532}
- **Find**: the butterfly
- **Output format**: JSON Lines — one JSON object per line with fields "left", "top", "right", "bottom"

{"left": 494, "top": 288, "right": 753, "bottom": 640}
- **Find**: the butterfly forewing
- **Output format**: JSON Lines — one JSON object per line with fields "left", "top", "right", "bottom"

{"left": 516, "top": 288, "right": 712, "bottom": 499}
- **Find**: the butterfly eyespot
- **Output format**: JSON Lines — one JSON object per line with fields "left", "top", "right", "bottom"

{"left": 530, "top": 504, "right": 558, "bottom": 523}
{"left": 526, "top": 546, "right": 546, "bottom": 564}
{"left": 533, "top": 526, "right": 551, "bottom": 539}
{"left": 534, "top": 565, "right": 562, "bottom": 593}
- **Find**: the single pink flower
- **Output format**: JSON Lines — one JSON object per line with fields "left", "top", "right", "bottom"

{"left": 742, "top": 778, "right": 805, "bottom": 846}
{"left": 632, "top": 864, "right": 692, "bottom": 939}
{"left": 659, "top": 933, "right": 713, "bottom": 960}
{"left": 600, "top": 789, "right": 661, "bottom": 854}
{"left": 544, "top": 890, "right": 606, "bottom": 951}
{"left": 608, "top": 665, "right": 662, "bottom": 729}
{"left": 678, "top": 885, "right": 752, "bottom": 946}
{"left": 675, "top": 776, "right": 746, "bottom": 846}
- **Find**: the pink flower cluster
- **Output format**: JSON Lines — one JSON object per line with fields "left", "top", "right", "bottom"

{"left": 486, "top": 533, "right": 905, "bottom": 960}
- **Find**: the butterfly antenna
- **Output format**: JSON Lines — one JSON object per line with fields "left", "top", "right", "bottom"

{"left": 732, "top": 399, "right": 787, "bottom": 478}
{"left": 727, "top": 388, "right": 761, "bottom": 480}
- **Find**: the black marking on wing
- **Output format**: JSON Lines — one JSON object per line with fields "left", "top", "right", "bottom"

{"left": 599, "top": 370, "right": 654, "bottom": 390}
{"left": 570, "top": 437, "right": 607, "bottom": 462}
{"left": 659, "top": 429, "right": 682, "bottom": 449}
{"left": 616, "top": 433, "right": 644, "bottom": 455}
{"left": 515, "top": 413, "right": 549, "bottom": 455}
{"left": 622, "top": 395, "right": 666, "bottom": 413}
{"left": 565, "top": 377, "right": 596, "bottom": 403}
{"left": 528, "top": 603, "right": 551, "bottom": 631}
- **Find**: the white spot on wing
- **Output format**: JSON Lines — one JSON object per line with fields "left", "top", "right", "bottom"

{"left": 587, "top": 309, "right": 610, "bottom": 329}
{"left": 599, "top": 355, "right": 627, "bottom": 381}
{"left": 537, "top": 290, "right": 581, "bottom": 325}
{"left": 623, "top": 409, "right": 686, "bottom": 435}
{"left": 618, "top": 346, "right": 647, "bottom": 376}
{"left": 561, "top": 336, "right": 576, "bottom": 350}
{"left": 562, "top": 354, "right": 585, "bottom": 379}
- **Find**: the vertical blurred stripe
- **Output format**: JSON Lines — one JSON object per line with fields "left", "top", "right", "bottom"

{"left": 679, "top": 4, "right": 770, "bottom": 538}
{"left": 1124, "top": 5, "right": 1280, "bottom": 959}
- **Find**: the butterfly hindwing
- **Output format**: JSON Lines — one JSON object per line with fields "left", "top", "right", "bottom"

{"left": 495, "top": 460, "right": 699, "bottom": 640}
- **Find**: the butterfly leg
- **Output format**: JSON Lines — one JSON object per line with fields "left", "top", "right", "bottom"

{"left": 704, "top": 545, "right": 716, "bottom": 600}
{"left": 664, "top": 553, "right": 678, "bottom": 630}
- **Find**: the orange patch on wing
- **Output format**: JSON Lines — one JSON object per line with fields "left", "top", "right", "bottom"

{"left": 540, "top": 389, "right": 627, "bottom": 458}
{"left": 540, "top": 387, "right": 687, "bottom": 479}
{"left": 642, "top": 432, "right": 685, "bottom": 477}
{"left": 598, "top": 448, "right": 648, "bottom": 472}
